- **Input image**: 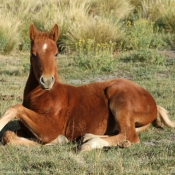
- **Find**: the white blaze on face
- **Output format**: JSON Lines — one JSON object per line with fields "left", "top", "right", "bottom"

{"left": 42, "top": 43, "right": 47, "bottom": 52}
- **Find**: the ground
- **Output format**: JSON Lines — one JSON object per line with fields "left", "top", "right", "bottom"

{"left": 0, "top": 51, "right": 175, "bottom": 174}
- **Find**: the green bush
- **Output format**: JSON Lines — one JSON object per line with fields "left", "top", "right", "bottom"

{"left": 119, "top": 49, "right": 166, "bottom": 65}
{"left": 122, "top": 19, "right": 169, "bottom": 51}
{"left": 73, "top": 39, "right": 117, "bottom": 72}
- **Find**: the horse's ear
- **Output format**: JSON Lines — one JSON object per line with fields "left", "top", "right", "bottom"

{"left": 29, "top": 24, "right": 38, "bottom": 41}
{"left": 49, "top": 24, "right": 59, "bottom": 42}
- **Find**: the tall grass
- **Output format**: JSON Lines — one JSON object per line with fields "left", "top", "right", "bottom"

{"left": 0, "top": 0, "right": 175, "bottom": 55}
{"left": 131, "top": 0, "right": 175, "bottom": 32}
{"left": 32, "top": 0, "right": 126, "bottom": 51}
{"left": 65, "top": 17, "right": 124, "bottom": 50}
{"left": 88, "top": 0, "right": 133, "bottom": 19}
{"left": 0, "top": 11, "right": 21, "bottom": 53}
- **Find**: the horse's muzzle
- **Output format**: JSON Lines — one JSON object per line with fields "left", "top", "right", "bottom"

{"left": 39, "top": 76, "right": 55, "bottom": 90}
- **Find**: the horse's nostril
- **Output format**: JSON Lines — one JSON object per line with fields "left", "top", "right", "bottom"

{"left": 51, "top": 76, "right": 55, "bottom": 82}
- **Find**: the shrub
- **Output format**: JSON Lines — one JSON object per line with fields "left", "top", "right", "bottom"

{"left": 119, "top": 49, "right": 166, "bottom": 65}
{"left": 73, "top": 39, "right": 117, "bottom": 72}
{"left": 122, "top": 19, "right": 154, "bottom": 50}
{"left": 64, "top": 17, "right": 124, "bottom": 51}
{"left": 122, "top": 19, "right": 169, "bottom": 51}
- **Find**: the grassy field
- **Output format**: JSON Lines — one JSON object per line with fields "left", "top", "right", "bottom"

{"left": 0, "top": 51, "right": 175, "bottom": 174}
{"left": 1, "top": 0, "right": 175, "bottom": 174}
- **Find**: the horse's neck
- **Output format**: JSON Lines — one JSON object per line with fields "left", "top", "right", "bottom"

{"left": 23, "top": 67, "right": 38, "bottom": 104}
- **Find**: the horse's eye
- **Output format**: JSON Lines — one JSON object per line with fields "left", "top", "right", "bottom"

{"left": 55, "top": 53, "right": 58, "bottom": 57}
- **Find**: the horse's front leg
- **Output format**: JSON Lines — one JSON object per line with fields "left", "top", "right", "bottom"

{"left": 0, "top": 104, "right": 68, "bottom": 145}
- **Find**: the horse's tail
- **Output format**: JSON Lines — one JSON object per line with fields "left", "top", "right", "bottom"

{"left": 152, "top": 105, "right": 175, "bottom": 128}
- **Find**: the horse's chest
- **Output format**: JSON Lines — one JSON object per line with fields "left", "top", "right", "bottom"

{"left": 25, "top": 92, "right": 60, "bottom": 115}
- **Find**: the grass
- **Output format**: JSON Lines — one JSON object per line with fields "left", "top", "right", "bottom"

{"left": 1, "top": 0, "right": 175, "bottom": 54}
{"left": 0, "top": 51, "right": 175, "bottom": 174}
{"left": 0, "top": 142, "right": 175, "bottom": 174}
{"left": 1, "top": 0, "right": 175, "bottom": 174}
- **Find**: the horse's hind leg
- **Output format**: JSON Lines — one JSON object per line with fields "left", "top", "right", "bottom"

{"left": 100, "top": 111, "right": 140, "bottom": 146}
{"left": 80, "top": 119, "right": 138, "bottom": 152}
{"left": 136, "top": 124, "right": 150, "bottom": 133}
{"left": 80, "top": 122, "right": 149, "bottom": 149}
{"left": 80, "top": 107, "right": 139, "bottom": 151}
{"left": 81, "top": 133, "right": 109, "bottom": 143}
{"left": 80, "top": 88, "right": 140, "bottom": 151}
{"left": 80, "top": 116, "right": 138, "bottom": 151}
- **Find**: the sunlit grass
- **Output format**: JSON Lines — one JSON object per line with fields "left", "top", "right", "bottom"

{"left": 0, "top": 0, "right": 175, "bottom": 173}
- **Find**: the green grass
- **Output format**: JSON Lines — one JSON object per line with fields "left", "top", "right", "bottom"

{"left": 0, "top": 1, "right": 175, "bottom": 174}
{"left": 0, "top": 51, "right": 175, "bottom": 174}
{"left": 1, "top": 1, "right": 175, "bottom": 174}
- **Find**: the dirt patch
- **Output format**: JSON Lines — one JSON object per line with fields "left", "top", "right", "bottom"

{"left": 0, "top": 94, "right": 22, "bottom": 101}
{"left": 158, "top": 50, "right": 175, "bottom": 58}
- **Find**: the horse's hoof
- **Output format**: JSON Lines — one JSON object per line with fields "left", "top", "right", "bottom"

{"left": 58, "top": 135, "right": 69, "bottom": 144}
{"left": 2, "top": 131, "right": 17, "bottom": 145}
{"left": 81, "top": 133, "right": 96, "bottom": 143}
{"left": 79, "top": 137, "right": 109, "bottom": 152}
{"left": 118, "top": 140, "right": 131, "bottom": 148}
{"left": 79, "top": 144, "right": 92, "bottom": 152}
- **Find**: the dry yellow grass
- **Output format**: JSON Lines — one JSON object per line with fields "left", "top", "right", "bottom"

{"left": 0, "top": 0, "right": 175, "bottom": 53}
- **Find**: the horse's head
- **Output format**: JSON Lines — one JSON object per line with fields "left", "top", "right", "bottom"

{"left": 29, "top": 24, "right": 59, "bottom": 90}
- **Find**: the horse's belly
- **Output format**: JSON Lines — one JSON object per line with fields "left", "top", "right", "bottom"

{"left": 65, "top": 105, "right": 109, "bottom": 140}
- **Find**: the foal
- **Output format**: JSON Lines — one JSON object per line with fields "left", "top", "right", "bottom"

{"left": 0, "top": 24, "right": 175, "bottom": 151}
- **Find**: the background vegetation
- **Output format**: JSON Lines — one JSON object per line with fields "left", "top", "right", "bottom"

{"left": 0, "top": 0, "right": 175, "bottom": 174}
{"left": 0, "top": 0, "right": 175, "bottom": 53}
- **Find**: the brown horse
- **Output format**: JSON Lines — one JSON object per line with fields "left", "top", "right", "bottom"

{"left": 0, "top": 24, "right": 175, "bottom": 151}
